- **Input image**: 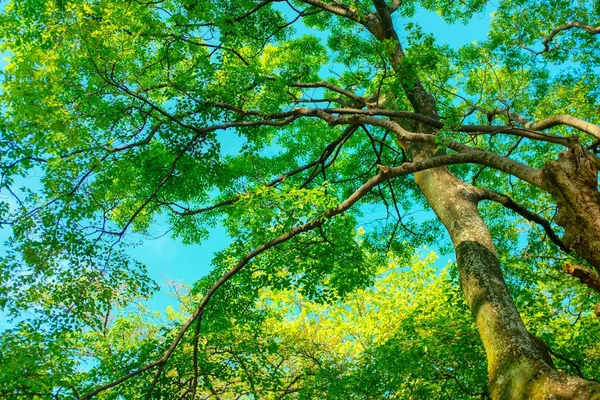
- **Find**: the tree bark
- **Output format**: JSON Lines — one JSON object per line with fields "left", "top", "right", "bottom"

{"left": 412, "top": 160, "right": 600, "bottom": 399}
{"left": 541, "top": 144, "right": 600, "bottom": 274}
{"left": 347, "top": 2, "right": 600, "bottom": 396}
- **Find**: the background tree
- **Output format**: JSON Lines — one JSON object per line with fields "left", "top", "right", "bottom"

{"left": 1, "top": 0, "right": 600, "bottom": 398}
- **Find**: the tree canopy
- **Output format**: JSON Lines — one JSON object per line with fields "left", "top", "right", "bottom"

{"left": 1, "top": 0, "right": 600, "bottom": 398}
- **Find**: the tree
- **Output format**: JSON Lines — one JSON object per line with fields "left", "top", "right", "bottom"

{"left": 1, "top": 0, "right": 600, "bottom": 398}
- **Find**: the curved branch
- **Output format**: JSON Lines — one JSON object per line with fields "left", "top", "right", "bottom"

{"left": 474, "top": 188, "right": 569, "bottom": 253}
{"left": 528, "top": 114, "right": 600, "bottom": 141}
{"left": 464, "top": 105, "right": 600, "bottom": 144}
{"left": 458, "top": 125, "right": 573, "bottom": 146}
{"left": 543, "top": 20, "right": 600, "bottom": 50}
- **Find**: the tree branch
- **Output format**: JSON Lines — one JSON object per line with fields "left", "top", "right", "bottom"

{"left": 293, "top": 107, "right": 545, "bottom": 188}
{"left": 543, "top": 20, "right": 600, "bottom": 51}
{"left": 371, "top": 0, "right": 396, "bottom": 39}
{"left": 232, "top": 0, "right": 282, "bottom": 22}
{"left": 562, "top": 263, "right": 600, "bottom": 293}
{"left": 291, "top": 81, "right": 366, "bottom": 106}
{"left": 173, "top": 127, "right": 356, "bottom": 216}
{"left": 317, "top": 107, "right": 575, "bottom": 146}
{"left": 474, "top": 188, "right": 569, "bottom": 253}
{"left": 468, "top": 105, "right": 530, "bottom": 126}
{"left": 528, "top": 114, "right": 600, "bottom": 141}
{"left": 81, "top": 161, "right": 388, "bottom": 398}
{"left": 297, "top": 0, "right": 359, "bottom": 20}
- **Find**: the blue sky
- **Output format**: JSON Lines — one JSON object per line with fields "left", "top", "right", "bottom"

{"left": 136, "top": 6, "right": 494, "bottom": 311}
{"left": 0, "top": 3, "right": 495, "bottom": 324}
{"left": 411, "top": 7, "right": 492, "bottom": 47}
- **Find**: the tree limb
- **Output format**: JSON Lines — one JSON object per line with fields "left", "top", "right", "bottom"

{"left": 297, "top": 0, "right": 358, "bottom": 20}
{"left": 291, "top": 81, "right": 366, "bottom": 106}
{"left": 528, "top": 114, "right": 600, "bottom": 141}
{"left": 562, "top": 263, "right": 600, "bottom": 293}
{"left": 474, "top": 188, "right": 569, "bottom": 253}
{"left": 543, "top": 20, "right": 600, "bottom": 50}
{"left": 173, "top": 127, "right": 356, "bottom": 216}
{"left": 293, "top": 107, "right": 545, "bottom": 188}
{"left": 317, "top": 107, "right": 575, "bottom": 146}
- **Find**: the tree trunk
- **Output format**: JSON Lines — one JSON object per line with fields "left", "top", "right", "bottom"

{"left": 413, "top": 162, "right": 600, "bottom": 399}
{"left": 542, "top": 144, "right": 600, "bottom": 274}
{"left": 361, "top": 3, "right": 600, "bottom": 394}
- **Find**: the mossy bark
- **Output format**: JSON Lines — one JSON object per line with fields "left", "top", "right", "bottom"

{"left": 542, "top": 144, "right": 600, "bottom": 274}
{"left": 413, "top": 164, "right": 600, "bottom": 399}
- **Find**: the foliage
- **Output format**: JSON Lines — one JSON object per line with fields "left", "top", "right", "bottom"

{"left": 1, "top": 0, "right": 600, "bottom": 398}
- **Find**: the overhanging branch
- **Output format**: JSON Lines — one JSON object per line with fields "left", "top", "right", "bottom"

{"left": 474, "top": 188, "right": 569, "bottom": 253}
{"left": 543, "top": 20, "right": 600, "bottom": 51}
{"left": 293, "top": 107, "right": 546, "bottom": 188}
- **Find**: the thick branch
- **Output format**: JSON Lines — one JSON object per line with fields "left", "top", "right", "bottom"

{"left": 293, "top": 107, "right": 545, "bottom": 188}
{"left": 528, "top": 114, "right": 600, "bottom": 141}
{"left": 371, "top": 0, "right": 396, "bottom": 39}
{"left": 389, "top": 0, "right": 402, "bottom": 12}
{"left": 462, "top": 105, "right": 599, "bottom": 144}
{"left": 326, "top": 107, "right": 574, "bottom": 146}
{"left": 297, "top": 0, "right": 358, "bottom": 19}
{"left": 563, "top": 263, "right": 600, "bottom": 293}
{"left": 543, "top": 20, "right": 600, "bottom": 50}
